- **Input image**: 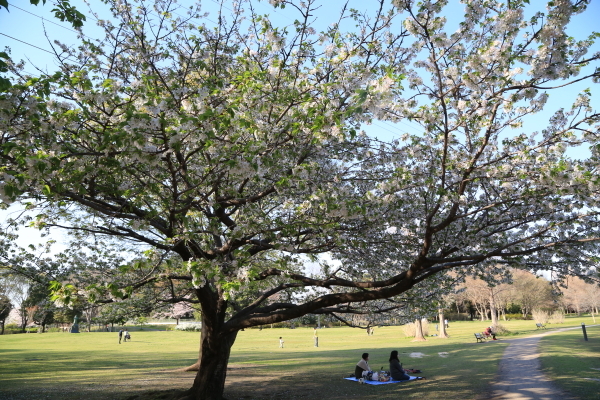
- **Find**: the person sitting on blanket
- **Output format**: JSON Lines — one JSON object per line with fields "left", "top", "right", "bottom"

{"left": 389, "top": 350, "right": 411, "bottom": 381}
{"left": 355, "top": 353, "right": 372, "bottom": 379}
{"left": 483, "top": 326, "right": 497, "bottom": 340}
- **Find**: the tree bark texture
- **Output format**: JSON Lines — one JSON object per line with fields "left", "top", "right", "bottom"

{"left": 184, "top": 287, "right": 238, "bottom": 400}
{"left": 188, "top": 326, "right": 237, "bottom": 399}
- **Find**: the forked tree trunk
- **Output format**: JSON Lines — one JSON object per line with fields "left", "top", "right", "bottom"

{"left": 437, "top": 309, "right": 449, "bottom": 338}
{"left": 412, "top": 318, "right": 426, "bottom": 342}
{"left": 178, "top": 286, "right": 239, "bottom": 400}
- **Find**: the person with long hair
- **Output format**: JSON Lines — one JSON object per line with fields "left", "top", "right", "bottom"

{"left": 389, "top": 350, "right": 410, "bottom": 381}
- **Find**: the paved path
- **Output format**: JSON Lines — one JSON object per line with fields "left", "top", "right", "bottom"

{"left": 491, "top": 325, "right": 597, "bottom": 400}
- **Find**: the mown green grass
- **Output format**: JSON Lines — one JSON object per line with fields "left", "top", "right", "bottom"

{"left": 0, "top": 316, "right": 596, "bottom": 399}
{"left": 539, "top": 323, "right": 600, "bottom": 399}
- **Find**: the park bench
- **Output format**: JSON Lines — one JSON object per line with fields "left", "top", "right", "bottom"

{"left": 474, "top": 333, "right": 486, "bottom": 343}
{"left": 536, "top": 323, "right": 546, "bottom": 329}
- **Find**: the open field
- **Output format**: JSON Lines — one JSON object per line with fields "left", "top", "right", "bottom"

{"left": 0, "top": 316, "right": 597, "bottom": 399}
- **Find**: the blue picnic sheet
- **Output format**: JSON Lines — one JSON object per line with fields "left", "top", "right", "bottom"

{"left": 344, "top": 376, "right": 418, "bottom": 385}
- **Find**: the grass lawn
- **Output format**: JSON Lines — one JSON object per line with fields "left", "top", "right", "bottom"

{"left": 539, "top": 323, "right": 600, "bottom": 399}
{"left": 0, "top": 316, "right": 596, "bottom": 399}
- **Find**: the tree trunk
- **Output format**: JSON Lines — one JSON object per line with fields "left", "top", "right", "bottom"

{"left": 184, "top": 318, "right": 238, "bottom": 399}
{"left": 412, "top": 318, "right": 426, "bottom": 342}
{"left": 19, "top": 307, "right": 28, "bottom": 332}
{"left": 489, "top": 293, "right": 498, "bottom": 327}
{"left": 437, "top": 309, "right": 449, "bottom": 338}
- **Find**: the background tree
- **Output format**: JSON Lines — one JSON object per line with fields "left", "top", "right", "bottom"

{"left": 0, "top": 292, "right": 12, "bottom": 334}
{"left": 1, "top": 0, "right": 600, "bottom": 399}
{"left": 510, "top": 270, "right": 554, "bottom": 318}
{"left": 162, "top": 302, "right": 196, "bottom": 325}
{"left": 23, "top": 283, "right": 55, "bottom": 333}
{"left": 459, "top": 274, "right": 513, "bottom": 324}
{"left": 53, "top": 307, "right": 77, "bottom": 330}
{"left": 561, "top": 275, "right": 600, "bottom": 319}
{"left": 0, "top": 274, "right": 31, "bottom": 332}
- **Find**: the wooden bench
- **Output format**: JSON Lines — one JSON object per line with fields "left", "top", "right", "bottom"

{"left": 474, "top": 333, "right": 486, "bottom": 343}
{"left": 536, "top": 323, "right": 546, "bottom": 329}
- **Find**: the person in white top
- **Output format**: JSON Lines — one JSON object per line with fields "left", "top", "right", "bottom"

{"left": 354, "top": 353, "right": 372, "bottom": 379}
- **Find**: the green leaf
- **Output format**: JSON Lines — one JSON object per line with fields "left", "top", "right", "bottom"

{"left": 0, "top": 76, "right": 11, "bottom": 92}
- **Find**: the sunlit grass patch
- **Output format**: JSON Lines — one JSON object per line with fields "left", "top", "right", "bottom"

{"left": 539, "top": 324, "right": 600, "bottom": 399}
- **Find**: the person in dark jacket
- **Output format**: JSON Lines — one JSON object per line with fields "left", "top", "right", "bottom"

{"left": 389, "top": 350, "right": 410, "bottom": 381}
{"left": 355, "top": 353, "right": 371, "bottom": 379}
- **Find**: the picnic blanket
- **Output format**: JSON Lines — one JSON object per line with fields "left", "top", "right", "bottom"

{"left": 344, "top": 376, "right": 419, "bottom": 385}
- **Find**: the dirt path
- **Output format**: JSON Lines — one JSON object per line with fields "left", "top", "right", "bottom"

{"left": 491, "top": 325, "right": 596, "bottom": 400}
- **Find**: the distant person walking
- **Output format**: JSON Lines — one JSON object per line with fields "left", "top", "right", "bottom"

{"left": 279, "top": 337, "right": 284, "bottom": 348}
{"left": 124, "top": 329, "right": 130, "bottom": 342}
{"left": 118, "top": 328, "right": 123, "bottom": 344}
{"left": 313, "top": 326, "right": 319, "bottom": 347}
